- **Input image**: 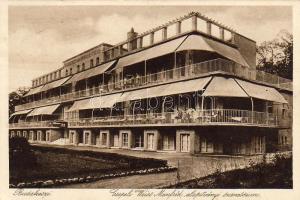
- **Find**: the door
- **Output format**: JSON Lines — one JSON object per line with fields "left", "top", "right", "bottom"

{"left": 135, "top": 134, "right": 144, "bottom": 148}
{"left": 163, "top": 135, "right": 175, "bottom": 150}
{"left": 200, "top": 138, "right": 213, "bottom": 153}
{"left": 102, "top": 133, "right": 107, "bottom": 146}
{"left": 113, "top": 134, "right": 119, "bottom": 147}
{"left": 180, "top": 134, "right": 190, "bottom": 152}
{"left": 147, "top": 133, "right": 154, "bottom": 150}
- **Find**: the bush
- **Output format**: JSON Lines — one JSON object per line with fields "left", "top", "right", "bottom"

{"left": 9, "top": 137, "right": 37, "bottom": 169}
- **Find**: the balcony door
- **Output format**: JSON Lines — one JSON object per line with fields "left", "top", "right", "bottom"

{"left": 147, "top": 133, "right": 154, "bottom": 150}
{"left": 135, "top": 133, "right": 144, "bottom": 148}
{"left": 180, "top": 134, "right": 190, "bottom": 152}
{"left": 163, "top": 135, "right": 175, "bottom": 150}
{"left": 113, "top": 134, "right": 119, "bottom": 147}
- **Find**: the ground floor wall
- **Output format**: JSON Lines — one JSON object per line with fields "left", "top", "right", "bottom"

{"left": 9, "top": 126, "right": 286, "bottom": 155}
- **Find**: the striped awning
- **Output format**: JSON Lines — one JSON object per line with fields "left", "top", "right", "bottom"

{"left": 64, "top": 60, "right": 116, "bottom": 85}
{"left": 176, "top": 35, "right": 249, "bottom": 67}
{"left": 27, "top": 104, "right": 60, "bottom": 116}
{"left": 10, "top": 109, "right": 32, "bottom": 117}
{"left": 114, "top": 36, "right": 188, "bottom": 69}
{"left": 235, "top": 79, "right": 288, "bottom": 103}
{"left": 119, "top": 77, "right": 212, "bottom": 102}
{"left": 203, "top": 76, "right": 248, "bottom": 97}
{"left": 68, "top": 93, "right": 122, "bottom": 111}
{"left": 40, "top": 77, "right": 70, "bottom": 92}
{"left": 24, "top": 85, "right": 44, "bottom": 96}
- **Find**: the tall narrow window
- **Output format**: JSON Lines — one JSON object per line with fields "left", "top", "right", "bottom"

{"left": 122, "top": 133, "right": 128, "bottom": 147}
{"left": 70, "top": 68, "right": 72, "bottom": 74}
{"left": 77, "top": 65, "right": 80, "bottom": 72}
{"left": 66, "top": 69, "right": 68, "bottom": 76}
{"left": 90, "top": 59, "right": 94, "bottom": 67}
{"left": 96, "top": 57, "right": 100, "bottom": 65}
{"left": 82, "top": 63, "right": 85, "bottom": 70}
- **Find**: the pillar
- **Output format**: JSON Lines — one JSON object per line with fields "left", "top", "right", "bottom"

{"left": 150, "top": 32, "right": 154, "bottom": 45}
{"left": 206, "top": 22, "right": 212, "bottom": 35}
{"left": 138, "top": 37, "right": 143, "bottom": 49}
{"left": 162, "top": 27, "right": 167, "bottom": 40}
{"left": 219, "top": 28, "right": 224, "bottom": 40}
{"left": 118, "top": 45, "right": 123, "bottom": 56}
{"left": 192, "top": 15, "right": 197, "bottom": 31}
{"left": 176, "top": 21, "right": 181, "bottom": 35}
{"left": 74, "top": 130, "right": 79, "bottom": 145}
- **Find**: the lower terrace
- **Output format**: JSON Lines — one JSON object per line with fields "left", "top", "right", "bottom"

{"left": 15, "top": 58, "right": 292, "bottom": 112}
{"left": 9, "top": 109, "right": 278, "bottom": 129}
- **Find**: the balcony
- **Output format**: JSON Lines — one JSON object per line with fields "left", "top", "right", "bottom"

{"left": 9, "top": 120, "right": 66, "bottom": 129}
{"left": 68, "top": 109, "right": 278, "bottom": 128}
{"left": 15, "top": 58, "right": 292, "bottom": 111}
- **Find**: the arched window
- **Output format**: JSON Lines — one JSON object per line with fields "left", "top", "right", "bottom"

{"left": 82, "top": 63, "right": 85, "bottom": 70}
{"left": 96, "top": 57, "right": 99, "bottom": 65}
{"left": 90, "top": 59, "right": 94, "bottom": 67}
{"left": 77, "top": 65, "right": 80, "bottom": 72}
{"left": 66, "top": 69, "right": 68, "bottom": 76}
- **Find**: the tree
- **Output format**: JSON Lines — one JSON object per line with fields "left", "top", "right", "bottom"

{"left": 9, "top": 87, "right": 30, "bottom": 116}
{"left": 256, "top": 30, "right": 293, "bottom": 80}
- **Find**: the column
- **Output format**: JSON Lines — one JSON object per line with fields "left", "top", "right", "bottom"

{"left": 176, "top": 21, "right": 181, "bottom": 35}
{"left": 128, "top": 130, "right": 132, "bottom": 149}
{"left": 150, "top": 32, "right": 154, "bottom": 45}
{"left": 219, "top": 27, "right": 224, "bottom": 40}
{"left": 206, "top": 22, "right": 211, "bottom": 35}
{"left": 192, "top": 15, "right": 197, "bottom": 31}
{"left": 162, "top": 27, "right": 167, "bottom": 40}
{"left": 118, "top": 45, "right": 123, "bottom": 56}
{"left": 137, "top": 37, "right": 143, "bottom": 49}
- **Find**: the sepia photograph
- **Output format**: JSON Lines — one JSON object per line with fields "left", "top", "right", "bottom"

{"left": 1, "top": 1, "right": 298, "bottom": 199}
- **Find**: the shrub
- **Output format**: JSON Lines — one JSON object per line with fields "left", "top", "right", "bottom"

{"left": 9, "top": 137, "right": 37, "bottom": 169}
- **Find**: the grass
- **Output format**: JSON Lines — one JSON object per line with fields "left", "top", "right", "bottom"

{"left": 10, "top": 146, "right": 167, "bottom": 185}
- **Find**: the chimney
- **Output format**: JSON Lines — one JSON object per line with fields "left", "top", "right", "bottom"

{"left": 127, "top": 27, "right": 138, "bottom": 51}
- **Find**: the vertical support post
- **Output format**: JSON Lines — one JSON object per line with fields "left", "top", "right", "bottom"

{"left": 251, "top": 97, "right": 254, "bottom": 123}
{"left": 150, "top": 32, "right": 154, "bottom": 45}
{"left": 192, "top": 15, "right": 197, "bottom": 31}
{"left": 219, "top": 28, "right": 225, "bottom": 40}
{"left": 206, "top": 22, "right": 212, "bottom": 35}
{"left": 162, "top": 27, "right": 167, "bottom": 40}
{"left": 176, "top": 21, "right": 181, "bottom": 35}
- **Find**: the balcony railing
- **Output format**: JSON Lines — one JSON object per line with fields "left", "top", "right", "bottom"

{"left": 9, "top": 121, "right": 54, "bottom": 128}
{"left": 68, "top": 109, "right": 278, "bottom": 127}
{"left": 15, "top": 58, "right": 292, "bottom": 111}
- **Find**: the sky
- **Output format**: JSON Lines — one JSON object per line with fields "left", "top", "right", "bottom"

{"left": 8, "top": 6, "right": 292, "bottom": 92}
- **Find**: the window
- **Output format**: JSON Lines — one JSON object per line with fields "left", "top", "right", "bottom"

{"left": 54, "top": 72, "right": 57, "bottom": 79}
{"left": 82, "top": 63, "right": 85, "bottom": 70}
{"left": 70, "top": 68, "right": 73, "bottom": 74}
{"left": 65, "top": 69, "right": 68, "bottom": 76}
{"left": 59, "top": 70, "right": 61, "bottom": 78}
{"left": 122, "top": 133, "right": 128, "bottom": 147}
{"left": 77, "top": 65, "right": 80, "bottom": 72}
{"left": 282, "top": 108, "right": 286, "bottom": 118}
{"left": 90, "top": 59, "right": 94, "bottom": 67}
{"left": 96, "top": 57, "right": 99, "bottom": 65}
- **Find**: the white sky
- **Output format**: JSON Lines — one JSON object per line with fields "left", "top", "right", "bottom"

{"left": 8, "top": 6, "right": 292, "bottom": 92}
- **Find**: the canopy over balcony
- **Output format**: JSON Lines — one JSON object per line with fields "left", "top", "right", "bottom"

{"left": 27, "top": 104, "right": 60, "bottom": 116}
{"left": 235, "top": 79, "right": 288, "bottom": 104}
{"left": 40, "top": 76, "right": 70, "bottom": 92}
{"left": 68, "top": 92, "right": 122, "bottom": 111}
{"left": 176, "top": 35, "right": 249, "bottom": 67}
{"left": 114, "top": 35, "right": 188, "bottom": 69}
{"left": 119, "top": 76, "right": 212, "bottom": 102}
{"left": 203, "top": 76, "right": 248, "bottom": 97}
{"left": 64, "top": 60, "right": 117, "bottom": 85}
{"left": 10, "top": 109, "right": 32, "bottom": 117}
{"left": 202, "top": 76, "right": 287, "bottom": 104}
{"left": 23, "top": 85, "right": 44, "bottom": 97}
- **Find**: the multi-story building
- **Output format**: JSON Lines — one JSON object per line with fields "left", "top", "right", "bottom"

{"left": 9, "top": 12, "right": 292, "bottom": 155}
